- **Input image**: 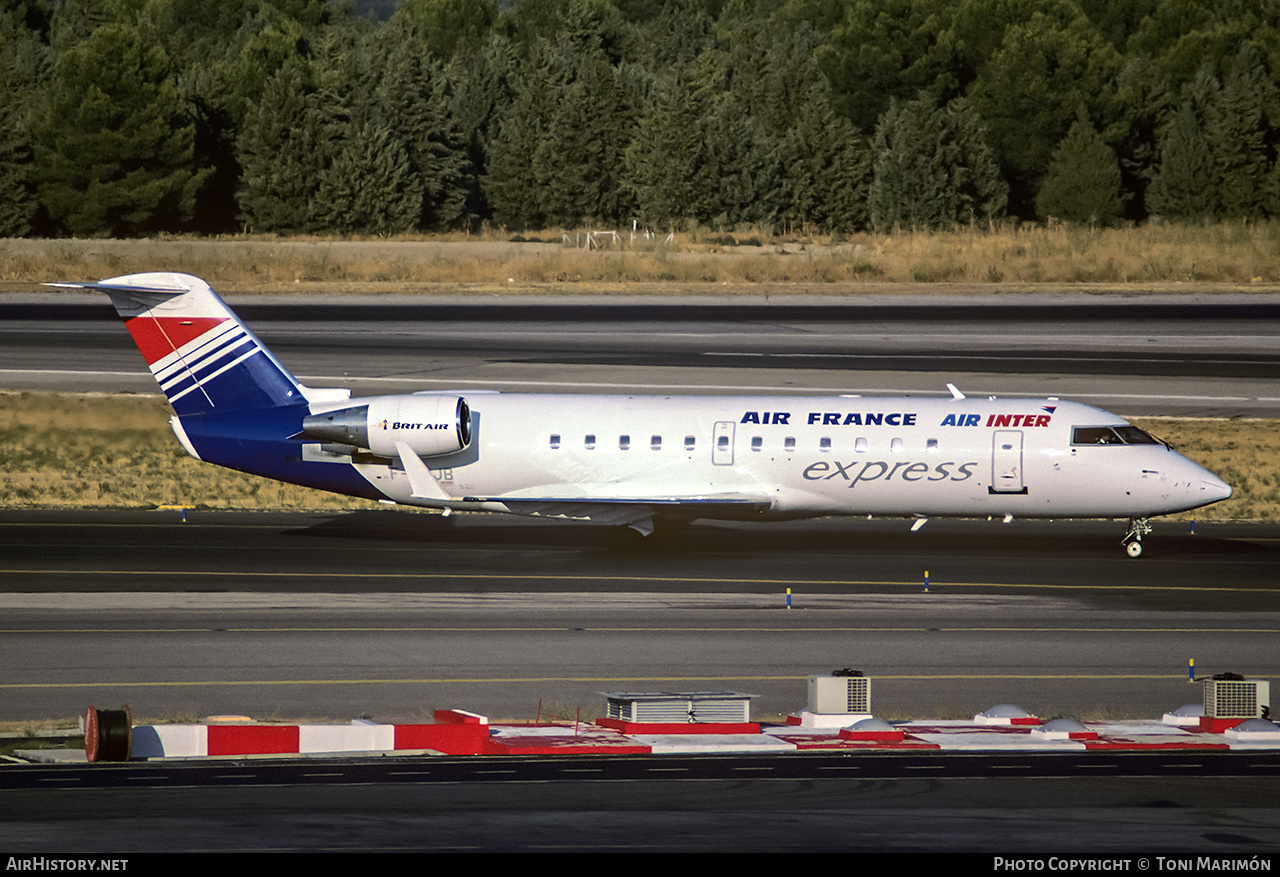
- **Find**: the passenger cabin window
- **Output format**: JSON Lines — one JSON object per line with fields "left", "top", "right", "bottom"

{"left": 619, "top": 435, "right": 630, "bottom": 450}
{"left": 926, "top": 438, "right": 939, "bottom": 453}
{"left": 784, "top": 437, "right": 796, "bottom": 452}
{"left": 684, "top": 435, "right": 696, "bottom": 451}
{"left": 549, "top": 434, "right": 560, "bottom": 449}
{"left": 855, "top": 437, "right": 867, "bottom": 453}
{"left": 585, "top": 434, "right": 596, "bottom": 449}
{"left": 717, "top": 435, "right": 730, "bottom": 451}
{"left": 819, "top": 437, "right": 832, "bottom": 452}
{"left": 751, "top": 436, "right": 763, "bottom": 452}
{"left": 651, "top": 435, "right": 662, "bottom": 450}
{"left": 890, "top": 437, "right": 903, "bottom": 453}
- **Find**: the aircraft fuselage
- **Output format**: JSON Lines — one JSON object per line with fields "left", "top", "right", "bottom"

{"left": 58, "top": 271, "right": 1233, "bottom": 552}
{"left": 286, "top": 393, "right": 1225, "bottom": 521}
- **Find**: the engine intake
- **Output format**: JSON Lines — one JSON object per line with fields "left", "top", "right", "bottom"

{"left": 301, "top": 395, "right": 471, "bottom": 458}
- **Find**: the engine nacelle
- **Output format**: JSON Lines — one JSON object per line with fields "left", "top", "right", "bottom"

{"left": 300, "top": 395, "right": 471, "bottom": 458}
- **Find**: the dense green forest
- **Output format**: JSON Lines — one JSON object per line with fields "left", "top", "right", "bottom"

{"left": 3, "top": 0, "right": 1279, "bottom": 238}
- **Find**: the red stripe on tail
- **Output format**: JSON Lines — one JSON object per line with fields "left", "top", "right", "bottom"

{"left": 124, "top": 316, "right": 228, "bottom": 365}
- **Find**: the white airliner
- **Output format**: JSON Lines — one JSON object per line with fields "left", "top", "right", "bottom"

{"left": 57, "top": 272, "right": 1232, "bottom": 557}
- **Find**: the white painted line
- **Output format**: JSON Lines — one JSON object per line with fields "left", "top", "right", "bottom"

{"left": 1, "top": 368, "right": 1273, "bottom": 407}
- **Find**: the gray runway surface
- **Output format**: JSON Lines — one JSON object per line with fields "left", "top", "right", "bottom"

{"left": 5, "top": 764, "right": 1280, "bottom": 853}
{"left": 4, "top": 290, "right": 1280, "bottom": 415}
{"left": 3, "top": 510, "right": 1277, "bottom": 724}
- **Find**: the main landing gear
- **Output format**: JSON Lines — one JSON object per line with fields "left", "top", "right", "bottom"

{"left": 1121, "top": 517, "right": 1152, "bottom": 558}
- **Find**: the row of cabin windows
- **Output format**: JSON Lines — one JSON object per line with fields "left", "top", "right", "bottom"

{"left": 549, "top": 434, "right": 697, "bottom": 451}
{"left": 549, "top": 434, "right": 942, "bottom": 452}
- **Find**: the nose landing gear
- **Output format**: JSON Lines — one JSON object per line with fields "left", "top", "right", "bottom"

{"left": 1121, "top": 517, "right": 1152, "bottom": 558}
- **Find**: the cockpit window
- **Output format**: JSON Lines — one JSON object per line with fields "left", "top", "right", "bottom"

{"left": 1073, "top": 427, "right": 1124, "bottom": 445}
{"left": 1113, "top": 426, "right": 1161, "bottom": 445}
{"left": 1072, "top": 426, "right": 1167, "bottom": 447}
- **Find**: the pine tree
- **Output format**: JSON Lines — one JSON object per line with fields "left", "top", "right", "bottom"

{"left": 1114, "top": 54, "right": 1174, "bottom": 220}
{"left": 941, "top": 98, "right": 1008, "bottom": 224}
{"left": 1035, "top": 110, "right": 1126, "bottom": 225}
{"left": 623, "top": 74, "right": 707, "bottom": 229}
{"left": 483, "top": 70, "right": 554, "bottom": 229}
{"left": 236, "top": 64, "right": 334, "bottom": 233}
{"left": 0, "top": 96, "right": 35, "bottom": 237}
{"left": 33, "top": 22, "right": 206, "bottom": 236}
{"left": 1207, "top": 45, "right": 1276, "bottom": 220}
{"left": 445, "top": 38, "right": 513, "bottom": 225}
{"left": 869, "top": 98, "right": 949, "bottom": 230}
{"left": 869, "top": 95, "right": 1005, "bottom": 230}
{"left": 375, "top": 50, "right": 471, "bottom": 230}
{"left": 780, "top": 82, "right": 870, "bottom": 233}
{"left": 534, "top": 52, "right": 636, "bottom": 226}
{"left": 0, "top": 18, "right": 41, "bottom": 237}
{"left": 391, "top": 0, "right": 496, "bottom": 62}
{"left": 700, "top": 92, "right": 784, "bottom": 228}
{"left": 1147, "top": 101, "right": 1217, "bottom": 220}
{"left": 316, "top": 122, "right": 423, "bottom": 235}
{"left": 967, "top": 11, "right": 1123, "bottom": 218}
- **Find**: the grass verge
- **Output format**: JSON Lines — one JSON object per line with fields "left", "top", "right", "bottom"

{"left": 5, "top": 222, "right": 1280, "bottom": 291}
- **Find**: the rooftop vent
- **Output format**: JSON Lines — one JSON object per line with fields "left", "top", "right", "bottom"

{"left": 601, "top": 691, "right": 755, "bottom": 724}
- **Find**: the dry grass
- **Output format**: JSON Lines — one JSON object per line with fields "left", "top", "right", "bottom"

{"left": 0, "top": 718, "right": 79, "bottom": 734}
{"left": 859, "top": 221, "right": 1280, "bottom": 284}
{"left": 0, "top": 391, "right": 382, "bottom": 511}
{"left": 1133, "top": 417, "right": 1280, "bottom": 522}
{"left": 0, "top": 392, "right": 1270, "bottom": 520}
{"left": 5, "top": 222, "right": 1280, "bottom": 291}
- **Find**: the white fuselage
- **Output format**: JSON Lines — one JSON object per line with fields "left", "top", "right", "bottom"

{"left": 334, "top": 393, "right": 1230, "bottom": 522}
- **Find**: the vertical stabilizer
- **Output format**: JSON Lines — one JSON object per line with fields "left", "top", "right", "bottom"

{"left": 54, "top": 272, "right": 304, "bottom": 414}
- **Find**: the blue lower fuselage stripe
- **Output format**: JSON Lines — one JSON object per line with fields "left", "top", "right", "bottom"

{"left": 178, "top": 405, "right": 385, "bottom": 500}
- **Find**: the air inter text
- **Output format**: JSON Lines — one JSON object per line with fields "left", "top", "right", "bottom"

{"left": 741, "top": 411, "right": 1053, "bottom": 428}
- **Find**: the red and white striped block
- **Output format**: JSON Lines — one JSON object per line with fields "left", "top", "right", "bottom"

{"left": 129, "top": 710, "right": 492, "bottom": 758}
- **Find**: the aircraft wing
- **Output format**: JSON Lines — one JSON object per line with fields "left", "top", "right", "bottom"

{"left": 461, "top": 493, "right": 773, "bottom": 526}
{"left": 395, "top": 440, "right": 770, "bottom": 524}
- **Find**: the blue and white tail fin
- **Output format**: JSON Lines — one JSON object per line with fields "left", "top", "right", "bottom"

{"left": 51, "top": 272, "right": 305, "bottom": 415}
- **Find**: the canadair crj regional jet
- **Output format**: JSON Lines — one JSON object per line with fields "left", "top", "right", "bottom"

{"left": 58, "top": 272, "right": 1232, "bottom": 557}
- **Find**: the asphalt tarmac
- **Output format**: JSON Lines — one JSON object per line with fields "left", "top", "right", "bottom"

{"left": 5, "top": 755, "right": 1280, "bottom": 853}
{"left": 4, "top": 290, "right": 1280, "bottom": 415}
{"left": 2, "top": 510, "right": 1277, "bottom": 724}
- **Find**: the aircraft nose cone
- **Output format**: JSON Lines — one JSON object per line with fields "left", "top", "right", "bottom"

{"left": 1202, "top": 474, "right": 1232, "bottom": 503}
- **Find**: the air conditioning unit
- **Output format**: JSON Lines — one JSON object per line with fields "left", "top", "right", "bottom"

{"left": 808, "top": 673, "right": 871, "bottom": 715}
{"left": 1203, "top": 675, "right": 1270, "bottom": 719}
{"left": 602, "top": 691, "right": 754, "bottom": 724}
